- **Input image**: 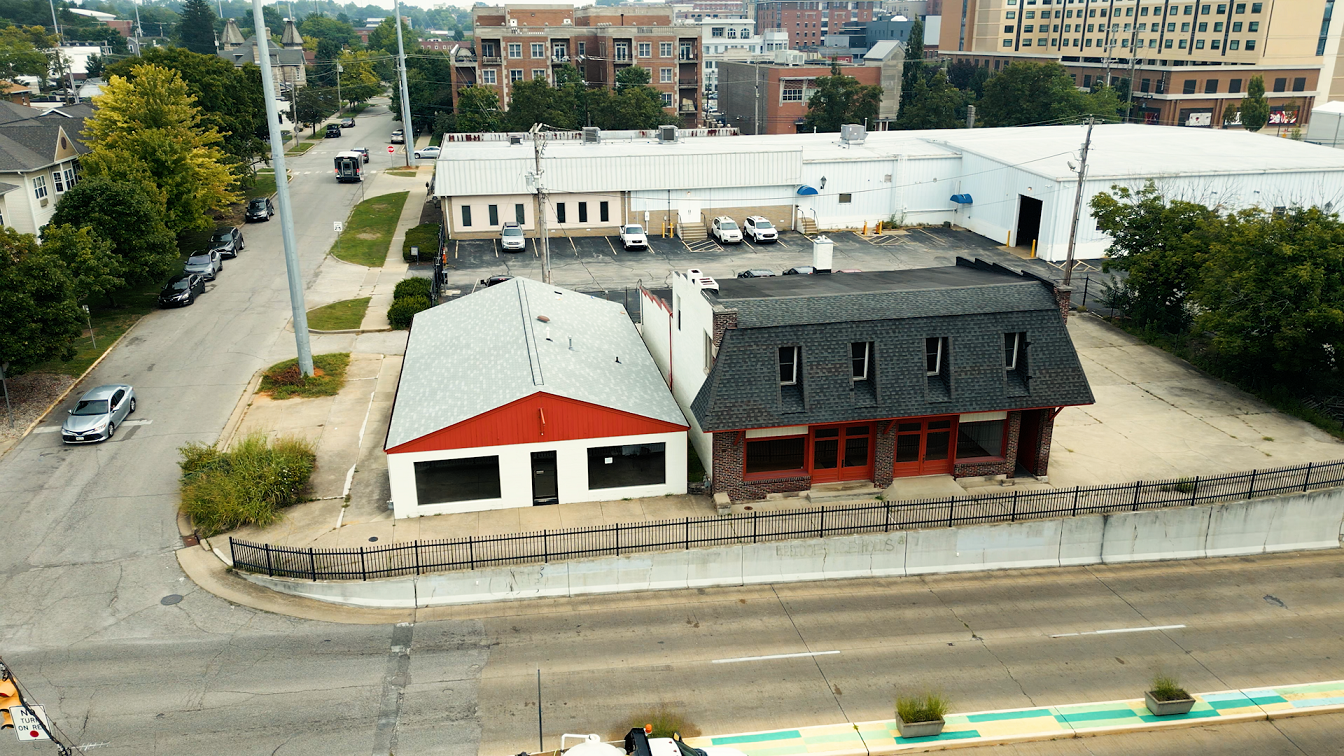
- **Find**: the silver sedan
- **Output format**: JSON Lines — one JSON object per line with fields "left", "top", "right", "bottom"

{"left": 61, "top": 384, "right": 136, "bottom": 443}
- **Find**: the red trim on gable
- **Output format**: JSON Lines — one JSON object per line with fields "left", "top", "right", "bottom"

{"left": 386, "top": 391, "right": 687, "bottom": 454}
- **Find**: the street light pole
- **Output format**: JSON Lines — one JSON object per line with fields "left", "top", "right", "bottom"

{"left": 530, "top": 123, "right": 552, "bottom": 284}
{"left": 1063, "top": 117, "right": 1094, "bottom": 287}
{"left": 393, "top": 0, "right": 415, "bottom": 167}
{"left": 252, "top": 0, "right": 314, "bottom": 376}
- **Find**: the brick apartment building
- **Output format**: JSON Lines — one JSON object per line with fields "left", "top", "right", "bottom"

{"left": 466, "top": 4, "right": 703, "bottom": 127}
{"left": 755, "top": 0, "right": 879, "bottom": 50}
{"left": 939, "top": 0, "right": 1331, "bottom": 129}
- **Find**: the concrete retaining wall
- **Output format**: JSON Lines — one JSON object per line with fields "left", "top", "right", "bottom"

{"left": 239, "top": 488, "right": 1344, "bottom": 608}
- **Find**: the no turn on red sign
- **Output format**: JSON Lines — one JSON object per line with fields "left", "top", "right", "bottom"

{"left": 387, "top": 145, "right": 395, "bottom": 153}
{"left": 9, "top": 705, "right": 51, "bottom": 741}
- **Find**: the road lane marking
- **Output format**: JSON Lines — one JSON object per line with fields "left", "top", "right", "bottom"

{"left": 1051, "top": 624, "right": 1185, "bottom": 638}
{"left": 712, "top": 650, "right": 840, "bottom": 664}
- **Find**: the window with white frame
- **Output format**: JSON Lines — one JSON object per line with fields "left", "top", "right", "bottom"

{"left": 577, "top": 41, "right": 586, "bottom": 56}
{"left": 778, "top": 346, "right": 799, "bottom": 385}
{"left": 781, "top": 86, "right": 804, "bottom": 101}
{"left": 925, "top": 337, "right": 946, "bottom": 376}
{"left": 660, "top": 67, "right": 672, "bottom": 82}
{"left": 638, "top": 41, "right": 651, "bottom": 57}
{"left": 510, "top": 69, "right": 524, "bottom": 82}
{"left": 508, "top": 42, "right": 521, "bottom": 58}
{"left": 482, "top": 69, "right": 497, "bottom": 84}
{"left": 661, "top": 92, "right": 673, "bottom": 106}
{"left": 530, "top": 42, "right": 544, "bottom": 58}
{"left": 64, "top": 166, "right": 76, "bottom": 189}
{"left": 850, "top": 342, "right": 871, "bottom": 381}
{"left": 52, "top": 170, "right": 65, "bottom": 193}
{"left": 1004, "top": 332, "right": 1026, "bottom": 370}
{"left": 704, "top": 331, "right": 714, "bottom": 373}
{"left": 532, "top": 69, "right": 547, "bottom": 80}
{"left": 660, "top": 41, "right": 673, "bottom": 56}
{"left": 616, "top": 42, "right": 629, "bottom": 60}
{"left": 32, "top": 174, "right": 46, "bottom": 200}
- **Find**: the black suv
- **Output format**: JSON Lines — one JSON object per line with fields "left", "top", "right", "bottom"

{"left": 209, "top": 227, "right": 244, "bottom": 258}
{"left": 245, "top": 197, "right": 274, "bottom": 222}
{"left": 325, "top": 124, "right": 342, "bottom": 138}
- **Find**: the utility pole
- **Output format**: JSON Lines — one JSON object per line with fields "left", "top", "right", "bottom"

{"left": 252, "top": 0, "right": 314, "bottom": 376}
{"left": 1125, "top": 26, "right": 1139, "bottom": 122}
{"left": 530, "top": 123, "right": 552, "bottom": 284}
{"left": 393, "top": 0, "right": 415, "bottom": 167}
{"left": 1063, "top": 117, "right": 1094, "bottom": 287}
{"left": 335, "top": 61, "right": 342, "bottom": 113}
{"left": 966, "top": 103, "right": 976, "bottom": 129}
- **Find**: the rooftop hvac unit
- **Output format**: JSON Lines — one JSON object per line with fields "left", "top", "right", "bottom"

{"left": 582, "top": 126, "right": 601, "bottom": 144}
{"left": 658, "top": 124, "right": 678, "bottom": 143}
{"left": 686, "top": 268, "right": 718, "bottom": 291}
{"left": 509, "top": 134, "right": 523, "bottom": 145}
{"left": 840, "top": 123, "right": 867, "bottom": 145}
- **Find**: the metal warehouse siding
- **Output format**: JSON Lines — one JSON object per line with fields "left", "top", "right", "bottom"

{"left": 386, "top": 391, "right": 687, "bottom": 454}
{"left": 438, "top": 148, "right": 803, "bottom": 197}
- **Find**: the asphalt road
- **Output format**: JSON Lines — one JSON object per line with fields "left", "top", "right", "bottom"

{"left": 0, "top": 106, "right": 1341, "bottom": 756}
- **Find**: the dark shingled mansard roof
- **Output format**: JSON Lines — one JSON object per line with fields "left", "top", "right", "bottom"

{"left": 691, "top": 260, "right": 1095, "bottom": 432}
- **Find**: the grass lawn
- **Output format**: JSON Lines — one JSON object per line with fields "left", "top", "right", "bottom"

{"left": 247, "top": 171, "right": 278, "bottom": 199}
{"left": 306, "top": 297, "right": 371, "bottom": 331}
{"left": 330, "top": 191, "right": 409, "bottom": 267}
{"left": 429, "top": 132, "right": 443, "bottom": 147}
{"left": 403, "top": 223, "right": 439, "bottom": 262}
{"left": 28, "top": 277, "right": 165, "bottom": 377}
{"left": 384, "top": 168, "right": 418, "bottom": 177}
{"left": 258, "top": 352, "right": 351, "bottom": 400}
{"left": 286, "top": 141, "right": 316, "bottom": 155}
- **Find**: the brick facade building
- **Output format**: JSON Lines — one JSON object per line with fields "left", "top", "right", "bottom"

{"left": 755, "top": 0, "right": 878, "bottom": 50}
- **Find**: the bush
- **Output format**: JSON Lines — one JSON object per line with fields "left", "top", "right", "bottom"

{"left": 179, "top": 433, "right": 317, "bottom": 537}
{"left": 1150, "top": 673, "right": 1190, "bottom": 702}
{"left": 403, "top": 223, "right": 440, "bottom": 262}
{"left": 618, "top": 704, "right": 700, "bottom": 740}
{"left": 258, "top": 352, "right": 350, "bottom": 399}
{"left": 393, "top": 276, "right": 432, "bottom": 301}
{"left": 896, "top": 693, "right": 949, "bottom": 724}
{"left": 388, "top": 294, "right": 430, "bottom": 329}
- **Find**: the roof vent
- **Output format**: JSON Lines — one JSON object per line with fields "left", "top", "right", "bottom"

{"left": 537, "top": 315, "right": 550, "bottom": 322}
{"left": 840, "top": 123, "right": 866, "bottom": 146}
{"left": 686, "top": 268, "right": 719, "bottom": 291}
{"left": 582, "top": 126, "right": 601, "bottom": 144}
{"left": 658, "top": 124, "right": 678, "bottom": 143}
{"left": 509, "top": 134, "right": 523, "bottom": 145}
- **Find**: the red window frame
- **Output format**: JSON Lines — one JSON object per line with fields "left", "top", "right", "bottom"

{"left": 742, "top": 433, "right": 809, "bottom": 481}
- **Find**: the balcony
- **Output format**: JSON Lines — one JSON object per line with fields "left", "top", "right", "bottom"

{"left": 678, "top": 51, "right": 697, "bottom": 61}
{"left": 679, "top": 79, "right": 697, "bottom": 88}
{"left": 481, "top": 55, "right": 503, "bottom": 65}
{"left": 679, "top": 102, "right": 697, "bottom": 113}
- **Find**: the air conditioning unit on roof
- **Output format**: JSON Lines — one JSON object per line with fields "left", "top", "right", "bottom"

{"left": 583, "top": 126, "right": 601, "bottom": 144}
{"left": 658, "top": 124, "right": 678, "bottom": 143}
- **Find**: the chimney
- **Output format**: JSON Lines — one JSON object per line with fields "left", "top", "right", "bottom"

{"left": 811, "top": 234, "right": 833, "bottom": 273}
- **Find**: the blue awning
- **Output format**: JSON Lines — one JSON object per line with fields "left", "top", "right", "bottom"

{"left": 950, "top": 193, "right": 973, "bottom": 204}
{"left": 797, "top": 185, "right": 820, "bottom": 196}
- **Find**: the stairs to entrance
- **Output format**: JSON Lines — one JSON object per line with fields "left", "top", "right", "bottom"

{"left": 799, "top": 216, "right": 818, "bottom": 235}
{"left": 678, "top": 222, "right": 707, "bottom": 241}
{"left": 804, "top": 481, "right": 882, "bottom": 504}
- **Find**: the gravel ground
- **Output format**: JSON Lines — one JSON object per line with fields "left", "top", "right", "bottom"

{"left": 0, "top": 372, "right": 75, "bottom": 441}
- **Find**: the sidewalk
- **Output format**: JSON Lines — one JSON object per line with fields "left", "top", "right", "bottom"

{"left": 684, "top": 680, "right": 1344, "bottom": 755}
{"left": 357, "top": 170, "right": 428, "bottom": 331}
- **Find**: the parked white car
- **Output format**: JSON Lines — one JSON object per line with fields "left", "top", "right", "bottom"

{"left": 500, "top": 222, "right": 527, "bottom": 251}
{"left": 414, "top": 145, "right": 441, "bottom": 160}
{"left": 743, "top": 215, "right": 778, "bottom": 243}
{"left": 711, "top": 216, "right": 742, "bottom": 244}
{"left": 619, "top": 224, "right": 648, "bottom": 250}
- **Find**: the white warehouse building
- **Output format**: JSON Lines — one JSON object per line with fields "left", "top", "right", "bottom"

{"left": 432, "top": 124, "right": 1344, "bottom": 262}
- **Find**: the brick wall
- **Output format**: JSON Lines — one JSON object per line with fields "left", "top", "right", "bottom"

{"left": 711, "top": 432, "right": 812, "bottom": 500}
{"left": 1053, "top": 284, "right": 1072, "bottom": 322}
{"left": 953, "top": 410, "right": 1021, "bottom": 478}
{"left": 874, "top": 420, "right": 895, "bottom": 488}
{"left": 1033, "top": 409, "right": 1056, "bottom": 478}
{"left": 711, "top": 310, "right": 738, "bottom": 349}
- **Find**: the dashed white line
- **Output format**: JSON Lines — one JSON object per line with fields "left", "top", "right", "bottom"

{"left": 711, "top": 650, "right": 840, "bottom": 664}
{"left": 1051, "top": 624, "right": 1185, "bottom": 638}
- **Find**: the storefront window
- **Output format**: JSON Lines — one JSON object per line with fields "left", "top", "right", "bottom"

{"left": 414, "top": 456, "right": 501, "bottom": 504}
{"left": 588, "top": 443, "right": 666, "bottom": 489}
{"left": 956, "top": 420, "right": 1006, "bottom": 460}
{"left": 745, "top": 437, "right": 806, "bottom": 475}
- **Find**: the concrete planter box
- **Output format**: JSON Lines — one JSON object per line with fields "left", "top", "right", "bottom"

{"left": 895, "top": 717, "right": 945, "bottom": 739}
{"left": 1144, "top": 691, "right": 1196, "bottom": 716}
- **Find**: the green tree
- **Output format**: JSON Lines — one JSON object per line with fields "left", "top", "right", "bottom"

{"left": 0, "top": 25, "right": 54, "bottom": 82}
{"left": 802, "top": 62, "right": 883, "bottom": 133}
{"left": 261, "top": 5, "right": 285, "bottom": 36}
{"left": 1090, "top": 182, "right": 1217, "bottom": 333}
{"left": 177, "top": 0, "right": 218, "bottom": 55}
{"left": 503, "top": 77, "right": 574, "bottom": 130}
{"left": 49, "top": 176, "right": 180, "bottom": 289}
{"left": 978, "top": 61, "right": 1119, "bottom": 127}
{"left": 83, "top": 63, "right": 236, "bottom": 234}
{"left": 40, "top": 224, "right": 123, "bottom": 305}
{"left": 1240, "top": 75, "right": 1269, "bottom": 132}
{"left": 0, "top": 226, "right": 83, "bottom": 375}
{"left": 615, "top": 64, "right": 650, "bottom": 89}
{"left": 367, "top": 15, "right": 416, "bottom": 55}
{"left": 449, "top": 85, "right": 501, "bottom": 132}
{"left": 901, "top": 17, "right": 925, "bottom": 111}
{"left": 1194, "top": 207, "right": 1344, "bottom": 379}
{"left": 336, "top": 49, "right": 383, "bottom": 105}
{"left": 896, "top": 69, "right": 963, "bottom": 130}
{"left": 105, "top": 47, "right": 267, "bottom": 170}
{"left": 294, "top": 85, "right": 340, "bottom": 130}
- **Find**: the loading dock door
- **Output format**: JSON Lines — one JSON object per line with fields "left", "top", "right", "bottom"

{"left": 1016, "top": 195, "right": 1043, "bottom": 249}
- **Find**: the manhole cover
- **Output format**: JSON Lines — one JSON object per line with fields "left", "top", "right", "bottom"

{"left": 160, "top": 594, "right": 183, "bottom": 606}
{"left": 368, "top": 536, "right": 379, "bottom": 542}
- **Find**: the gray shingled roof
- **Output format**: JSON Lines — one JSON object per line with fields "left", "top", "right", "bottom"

{"left": 691, "top": 263, "right": 1094, "bottom": 432}
{"left": 386, "top": 277, "right": 687, "bottom": 450}
{"left": 0, "top": 104, "right": 88, "bottom": 172}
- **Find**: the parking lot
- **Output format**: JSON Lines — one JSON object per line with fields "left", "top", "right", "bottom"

{"left": 435, "top": 226, "right": 1072, "bottom": 294}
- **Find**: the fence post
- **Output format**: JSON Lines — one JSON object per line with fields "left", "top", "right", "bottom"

{"left": 544, "top": 530, "right": 549, "bottom": 563}
{"left": 1248, "top": 469, "right": 1257, "bottom": 498}
{"left": 1132, "top": 480, "right": 1141, "bottom": 510}
{"left": 946, "top": 495, "right": 954, "bottom": 528}
{"left": 1190, "top": 476, "right": 1200, "bottom": 505}
{"left": 819, "top": 506, "right": 825, "bottom": 539}
{"left": 615, "top": 523, "right": 620, "bottom": 556}
{"left": 359, "top": 546, "right": 367, "bottom": 581}
{"left": 468, "top": 535, "right": 475, "bottom": 570}
{"left": 752, "top": 510, "right": 757, "bottom": 543}
{"left": 414, "top": 541, "right": 421, "bottom": 575}
{"left": 264, "top": 542, "right": 274, "bottom": 577}
{"left": 309, "top": 547, "right": 316, "bottom": 581}
{"left": 1071, "top": 486, "right": 1080, "bottom": 516}
{"left": 229, "top": 537, "right": 238, "bottom": 569}
{"left": 884, "top": 500, "right": 891, "bottom": 533}
{"left": 1011, "top": 490, "right": 1019, "bottom": 522}
{"left": 1303, "top": 462, "right": 1313, "bottom": 492}
{"left": 685, "top": 517, "right": 690, "bottom": 550}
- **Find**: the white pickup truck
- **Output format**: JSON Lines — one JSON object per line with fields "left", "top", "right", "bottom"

{"left": 620, "top": 224, "right": 649, "bottom": 250}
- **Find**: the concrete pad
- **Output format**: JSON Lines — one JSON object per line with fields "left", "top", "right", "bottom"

{"left": 883, "top": 474, "right": 967, "bottom": 502}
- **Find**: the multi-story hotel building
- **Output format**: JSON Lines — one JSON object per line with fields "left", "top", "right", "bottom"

{"left": 755, "top": 0, "right": 880, "bottom": 50}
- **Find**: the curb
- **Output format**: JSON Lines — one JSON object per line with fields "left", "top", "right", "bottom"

{"left": 0, "top": 315, "right": 144, "bottom": 461}
{"left": 217, "top": 366, "right": 266, "bottom": 452}
{"left": 283, "top": 318, "right": 397, "bottom": 335}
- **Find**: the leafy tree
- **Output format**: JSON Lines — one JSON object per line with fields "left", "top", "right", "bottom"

{"left": 0, "top": 25, "right": 54, "bottom": 82}
{"left": 261, "top": 4, "right": 285, "bottom": 36}
{"left": 367, "top": 15, "right": 416, "bottom": 55}
{"left": 83, "top": 63, "right": 236, "bottom": 234}
{"left": 448, "top": 85, "right": 501, "bottom": 132}
{"left": 1090, "top": 182, "right": 1217, "bottom": 333}
{"left": 294, "top": 85, "right": 340, "bottom": 130}
{"left": 901, "top": 17, "right": 925, "bottom": 111}
{"left": 977, "top": 61, "right": 1120, "bottom": 127}
{"left": 300, "top": 14, "right": 359, "bottom": 51}
{"left": 1195, "top": 207, "right": 1344, "bottom": 379}
{"left": 49, "top": 176, "right": 180, "bottom": 289}
{"left": 615, "top": 64, "right": 650, "bottom": 89}
{"left": 177, "top": 0, "right": 218, "bottom": 55}
{"left": 84, "top": 52, "right": 106, "bottom": 79}
{"left": 40, "top": 224, "right": 123, "bottom": 305}
{"left": 802, "top": 62, "right": 883, "bottom": 133}
{"left": 896, "top": 69, "right": 963, "bottom": 130}
{"left": 335, "top": 49, "right": 383, "bottom": 105}
{"left": 105, "top": 48, "right": 267, "bottom": 170}
{"left": 1240, "top": 75, "right": 1269, "bottom": 132}
{"left": 503, "top": 78, "right": 573, "bottom": 131}
{"left": 0, "top": 226, "right": 83, "bottom": 375}
{"left": 591, "top": 69, "right": 675, "bottom": 130}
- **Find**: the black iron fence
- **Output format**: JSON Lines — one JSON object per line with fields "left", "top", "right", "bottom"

{"left": 230, "top": 459, "right": 1344, "bottom": 582}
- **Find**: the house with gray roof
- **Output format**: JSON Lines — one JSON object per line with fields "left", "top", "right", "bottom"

{"left": 0, "top": 102, "right": 89, "bottom": 235}
{"left": 640, "top": 257, "right": 1094, "bottom": 502}
{"left": 385, "top": 277, "right": 688, "bottom": 517}
{"left": 218, "top": 18, "right": 308, "bottom": 90}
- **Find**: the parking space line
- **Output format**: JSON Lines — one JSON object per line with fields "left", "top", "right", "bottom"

{"left": 494, "top": 239, "right": 499, "bottom": 258}
{"left": 568, "top": 235, "right": 579, "bottom": 257}
{"left": 605, "top": 236, "right": 618, "bottom": 256}
{"left": 454, "top": 240, "right": 459, "bottom": 259}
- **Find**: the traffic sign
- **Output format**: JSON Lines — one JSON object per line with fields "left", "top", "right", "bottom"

{"left": 387, "top": 145, "right": 395, "bottom": 153}
{"left": 10, "top": 705, "right": 51, "bottom": 741}
{"left": 333, "top": 221, "right": 344, "bottom": 233}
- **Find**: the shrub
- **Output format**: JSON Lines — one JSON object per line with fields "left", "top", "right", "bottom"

{"left": 896, "top": 692, "right": 949, "bottom": 724}
{"left": 393, "top": 276, "right": 432, "bottom": 301}
{"left": 617, "top": 704, "right": 700, "bottom": 740}
{"left": 178, "top": 433, "right": 317, "bottom": 537}
{"left": 258, "top": 352, "right": 350, "bottom": 399}
{"left": 388, "top": 294, "right": 430, "bottom": 329}
{"left": 1150, "top": 673, "right": 1190, "bottom": 702}
{"left": 402, "top": 223, "right": 440, "bottom": 262}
